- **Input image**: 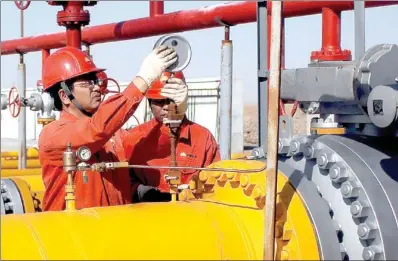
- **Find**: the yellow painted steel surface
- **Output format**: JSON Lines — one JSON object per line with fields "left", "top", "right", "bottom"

{"left": 1, "top": 160, "right": 320, "bottom": 260}
{"left": 6, "top": 175, "right": 44, "bottom": 193}
{"left": 1, "top": 147, "right": 39, "bottom": 159}
{"left": 231, "top": 151, "right": 250, "bottom": 159}
{"left": 1, "top": 159, "right": 41, "bottom": 169}
{"left": 9, "top": 178, "right": 37, "bottom": 213}
{"left": 1, "top": 168, "right": 42, "bottom": 177}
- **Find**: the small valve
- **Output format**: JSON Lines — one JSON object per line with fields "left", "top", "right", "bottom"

{"left": 63, "top": 143, "right": 77, "bottom": 173}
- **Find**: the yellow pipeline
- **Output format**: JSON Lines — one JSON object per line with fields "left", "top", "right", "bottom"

{"left": 7, "top": 175, "right": 45, "bottom": 194}
{"left": 1, "top": 147, "right": 39, "bottom": 159}
{"left": 1, "top": 168, "right": 42, "bottom": 177}
{"left": 1, "top": 159, "right": 41, "bottom": 169}
{"left": 1, "top": 160, "right": 320, "bottom": 260}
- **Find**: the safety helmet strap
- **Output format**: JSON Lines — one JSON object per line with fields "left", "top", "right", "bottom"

{"left": 60, "top": 81, "right": 92, "bottom": 117}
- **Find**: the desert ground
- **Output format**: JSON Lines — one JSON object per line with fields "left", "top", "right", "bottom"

{"left": 243, "top": 103, "right": 309, "bottom": 146}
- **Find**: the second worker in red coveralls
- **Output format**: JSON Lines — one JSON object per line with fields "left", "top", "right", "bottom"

{"left": 39, "top": 45, "right": 179, "bottom": 211}
{"left": 124, "top": 71, "right": 221, "bottom": 202}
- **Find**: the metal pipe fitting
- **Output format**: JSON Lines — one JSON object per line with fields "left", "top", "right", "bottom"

{"left": 1, "top": 94, "right": 7, "bottom": 110}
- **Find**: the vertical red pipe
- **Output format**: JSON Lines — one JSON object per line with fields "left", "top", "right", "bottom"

{"left": 39, "top": 49, "right": 51, "bottom": 88}
{"left": 322, "top": 8, "right": 340, "bottom": 52}
{"left": 150, "top": 1, "right": 164, "bottom": 17}
{"left": 311, "top": 7, "right": 351, "bottom": 61}
{"left": 49, "top": 1, "right": 91, "bottom": 50}
{"left": 42, "top": 49, "right": 50, "bottom": 67}
{"left": 66, "top": 26, "right": 82, "bottom": 49}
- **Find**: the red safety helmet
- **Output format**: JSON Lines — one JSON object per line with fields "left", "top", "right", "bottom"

{"left": 146, "top": 71, "right": 185, "bottom": 100}
{"left": 42, "top": 46, "right": 105, "bottom": 91}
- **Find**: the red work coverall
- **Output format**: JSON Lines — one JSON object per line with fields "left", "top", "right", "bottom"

{"left": 124, "top": 118, "right": 221, "bottom": 194}
{"left": 39, "top": 84, "right": 143, "bottom": 211}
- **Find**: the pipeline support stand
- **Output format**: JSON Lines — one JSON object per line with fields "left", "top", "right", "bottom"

{"left": 264, "top": 1, "right": 283, "bottom": 260}
{"left": 219, "top": 25, "right": 233, "bottom": 160}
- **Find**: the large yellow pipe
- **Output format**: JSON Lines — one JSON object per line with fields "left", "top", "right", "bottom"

{"left": 1, "top": 148, "right": 39, "bottom": 159}
{"left": 0, "top": 160, "right": 321, "bottom": 260}
{"left": 1, "top": 168, "right": 42, "bottom": 177}
{"left": 1, "top": 202, "right": 258, "bottom": 260}
{"left": 7, "top": 175, "right": 45, "bottom": 194}
{"left": 1, "top": 159, "right": 41, "bottom": 169}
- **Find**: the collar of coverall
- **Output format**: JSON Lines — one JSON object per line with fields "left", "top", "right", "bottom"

{"left": 59, "top": 110, "right": 86, "bottom": 122}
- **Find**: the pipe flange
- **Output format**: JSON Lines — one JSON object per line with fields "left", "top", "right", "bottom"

{"left": 0, "top": 179, "right": 24, "bottom": 215}
{"left": 279, "top": 135, "right": 397, "bottom": 260}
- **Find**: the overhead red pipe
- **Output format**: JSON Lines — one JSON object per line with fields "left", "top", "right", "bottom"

{"left": 2, "top": 1, "right": 396, "bottom": 55}
{"left": 150, "top": 1, "right": 164, "bottom": 17}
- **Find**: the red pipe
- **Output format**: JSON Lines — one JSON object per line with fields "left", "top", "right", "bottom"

{"left": 52, "top": 1, "right": 90, "bottom": 50}
{"left": 2, "top": 1, "right": 396, "bottom": 55}
{"left": 150, "top": 1, "right": 164, "bottom": 17}
{"left": 42, "top": 49, "right": 50, "bottom": 67}
{"left": 66, "top": 26, "right": 82, "bottom": 49}
{"left": 311, "top": 8, "right": 351, "bottom": 61}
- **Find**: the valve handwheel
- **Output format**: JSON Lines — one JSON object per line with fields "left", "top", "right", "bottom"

{"left": 14, "top": 0, "right": 31, "bottom": 10}
{"left": 100, "top": 78, "right": 121, "bottom": 102}
{"left": 8, "top": 87, "right": 22, "bottom": 118}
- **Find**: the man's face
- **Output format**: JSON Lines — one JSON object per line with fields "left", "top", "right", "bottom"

{"left": 150, "top": 99, "right": 170, "bottom": 123}
{"left": 71, "top": 76, "right": 102, "bottom": 113}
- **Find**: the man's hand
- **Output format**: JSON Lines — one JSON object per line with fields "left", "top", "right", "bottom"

{"left": 136, "top": 46, "right": 177, "bottom": 93}
{"left": 161, "top": 77, "right": 188, "bottom": 117}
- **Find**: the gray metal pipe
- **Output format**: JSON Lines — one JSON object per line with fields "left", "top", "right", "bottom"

{"left": 17, "top": 63, "right": 27, "bottom": 169}
{"left": 219, "top": 37, "right": 233, "bottom": 160}
{"left": 257, "top": 0, "right": 269, "bottom": 153}
{"left": 354, "top": 1, "right": 366, "bottom": 60}
{"left": 1, "top": 94, "right": 7, "bottom": 110}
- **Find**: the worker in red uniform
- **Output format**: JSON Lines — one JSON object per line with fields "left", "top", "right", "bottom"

{"left": 39, "top": 45, "right": 179, "bottom": 211}
{"left": 124, "top": 71, "right": 221, "bottom": 202}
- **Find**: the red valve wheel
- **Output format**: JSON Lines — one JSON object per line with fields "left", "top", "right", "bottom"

{"left": 8, "top": 86, "right": 22, "bottom": 118}
{"left": 100, "top": 78, "right": 121, "bottom": 102}
{"left": 14, "top": 0, "right": 31, "bottom": 10}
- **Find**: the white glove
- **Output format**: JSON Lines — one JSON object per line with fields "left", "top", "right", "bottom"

{"left": 137, "top": 46, "right": 177, "bottom": 90}
{"left": 161, "top": 77, "right": 188, "bottom": 117}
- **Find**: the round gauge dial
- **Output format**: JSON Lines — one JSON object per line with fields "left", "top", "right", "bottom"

{"left": 76, "top": 146, "right": 92, "bottom": 162}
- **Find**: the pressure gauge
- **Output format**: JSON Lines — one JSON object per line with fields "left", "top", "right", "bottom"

{"left": 76, "top": 146, "right": 92, "bottom": 162}
{"left": 153, "top": 34, "right": 192, "bottom": 73}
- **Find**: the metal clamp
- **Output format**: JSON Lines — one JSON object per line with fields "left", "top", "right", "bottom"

{"left": 163, "top": 119, "right": 182, "bottom": 125}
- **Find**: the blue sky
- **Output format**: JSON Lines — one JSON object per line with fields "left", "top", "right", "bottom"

{"left": 1, "top": 1, "right": 397, "bottom": 104}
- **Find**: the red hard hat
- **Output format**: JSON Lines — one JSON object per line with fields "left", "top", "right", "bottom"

{"left": 42, "top": 46, "right": 105, "bottom": 91}
{"left": 146, "top": 71, "right": 185, "bottom": 100}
